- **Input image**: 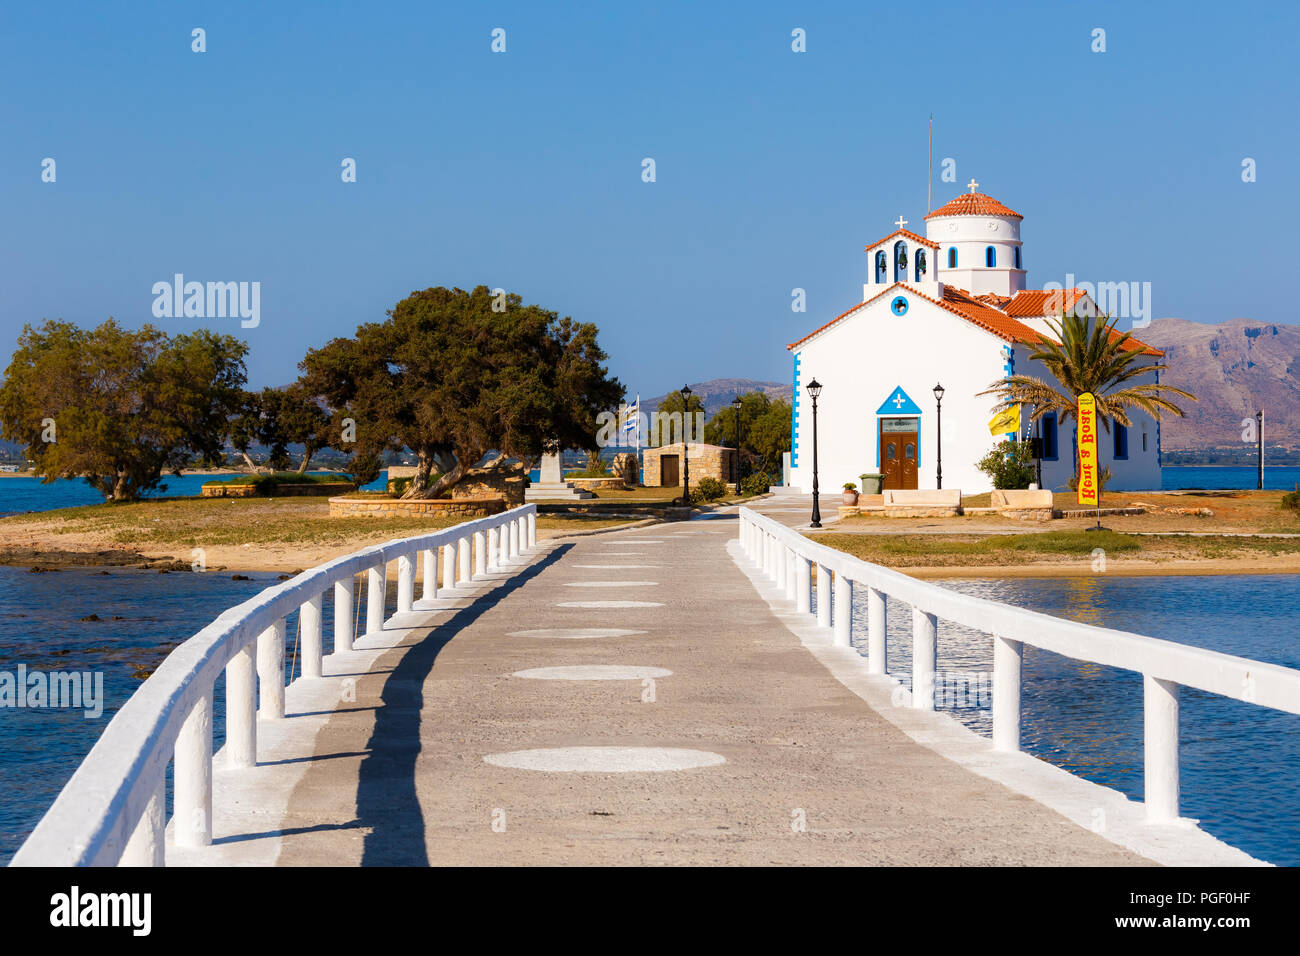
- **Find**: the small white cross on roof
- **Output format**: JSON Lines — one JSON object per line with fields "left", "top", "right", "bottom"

{"left": 892, "top": 392, "right": 905, "bottom": 408}
{"left": 894, "top": 215, "right": 908, "bottom": 229}
{"left": 967, "top": 178, "right": 980, "bottom": 193}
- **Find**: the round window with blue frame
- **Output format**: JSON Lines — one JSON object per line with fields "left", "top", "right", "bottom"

{"left": 890, "top": 295, "right": 909, "bottom": 316}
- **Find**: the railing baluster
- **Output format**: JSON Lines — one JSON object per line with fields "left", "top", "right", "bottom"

{"left": 785, "top": 549, "right": 798, "bottom": 602}
{"left": 992, "top": 634, "right": 1022, "bottom": 752}
{"left": 334, "top": 578, "right": 354, "bottom": 653}
{"left": 257, "top": 619, "right": 286, "bottom": 718}
{"left": 1144, "top": 675, "right": 1181, "bottom": 822}
{"left": 867, "top": 587, "right": 886, "bottom": 674}
{"left": 474, "top": 530, "right": 487, "bottom": 577}
{"left": 366, "top": 564, "right": 385, "bottom": 634}
{"left": 397, "top": 554, "right": 415, "bottom": 614}
{"left": 796, "top": 555, "right": 811, "bottom": 613}
{"left": 422, "top": 549, "right": 437, "bottom": 600}
{"left": 119, "top": 775, "right": 165, "bottom": 866}
{"left": 509, "top": 519, "right": 520, "bottom": 558}
{"left": 911, "top": 608, "right": 937, "bottom": 710}
{"left": 487, "top": 527, "right": 500, "bottom": 571}
{"left": 815, "top": 562, "right": 830, "bottom": 629}
{"left": 833, "top": 571, "right": 851, "bottom": 647}
{"left": 458, "top": 536, "right": 472, "bottom": 582}
{"left": 301, "top": 593, "right": 324, "bottom": 678}
{"left": 527, "top": 512, "right": 537, "bottom": 548}
{"left": 442, "top": 542, "right": 456, "bottom": 590}
{"left": 174, "top": 690, "right": 213, "bottom": 848}
{"left": 225, "top": 641, "right": 257, "bottom": 766}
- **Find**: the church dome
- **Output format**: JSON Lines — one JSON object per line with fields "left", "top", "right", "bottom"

{"left": 924, "top": 192, "right": 1022, "bottom": 220}
{"left": 925, "top": 187, "right": 1026, "bottom": 297}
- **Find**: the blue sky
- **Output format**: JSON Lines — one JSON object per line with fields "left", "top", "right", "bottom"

{"left": 0, "top": 0, "right": 1292, "bottom": 396}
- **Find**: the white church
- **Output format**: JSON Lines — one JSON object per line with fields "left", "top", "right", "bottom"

{"left": 786, "top": 184, "right": 1164, "bottom": 495}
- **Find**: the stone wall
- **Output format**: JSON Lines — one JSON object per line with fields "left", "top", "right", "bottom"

{"left": 452, "top": 466, "right": 525, "bottom": 506}
{"left": 568, "top": 476, "right": 627, "bottom": 491}
{"left": 202, "top": 482, "right": 353, "bottom": 498}
{"left": 611, "top": 453, "right": 638, "bottom": 486}
{"left": 329, "top": 496, "right": 506, "bottom": 518}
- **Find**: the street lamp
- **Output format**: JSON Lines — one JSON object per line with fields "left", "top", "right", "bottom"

{"left": 731, "top": 395, "right": 743, "bottom": 486}
{"left": 806, "top": 378, "right": 822, "bottom": 528}
{"left": 680, "top": 384, "right": 692, "bottom": 506}
{"left": 1257, "top": 409, "right": 1264, "bottom": 491}
{"left": 933, "top": 383, "right": 945, "bottom": 490}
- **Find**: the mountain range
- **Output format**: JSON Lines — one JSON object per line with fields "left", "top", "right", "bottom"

{"left": 1136, "top": 318, "right": 1300, "bottom": 450}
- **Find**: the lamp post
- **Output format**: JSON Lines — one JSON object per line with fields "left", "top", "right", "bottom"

{"left": 731, "top": 395, "right": 743, "bottom": 486}
{"left": 933, "top": 382, "right": 945, "bottom": 490}
{"left": 806, "top": 378, "right": 822, "bottom": 528}
{"left": 1257, "top": 409, "right": 1264, "bottom": 491}
{"left": 680, "top": 384, "right": 692, "bottom": 507}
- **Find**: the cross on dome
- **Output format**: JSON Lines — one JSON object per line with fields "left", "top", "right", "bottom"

{"left": 894, "top": 215, "right": 908, "bottom": 229}
{"left": 966, "top": 178, "right": 979, "bottom": 193}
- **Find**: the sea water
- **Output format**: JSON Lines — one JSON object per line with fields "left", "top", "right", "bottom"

{"left": 821, "top": 573, "right": 1300, "bottom": 865}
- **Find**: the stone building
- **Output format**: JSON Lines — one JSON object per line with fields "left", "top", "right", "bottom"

{"left": 642, "top": 443, "right": 736, "bottom": 487}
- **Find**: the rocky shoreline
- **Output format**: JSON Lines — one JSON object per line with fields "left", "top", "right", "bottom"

{"left": 0, "top": 547, "right": 193, "bottom": 572}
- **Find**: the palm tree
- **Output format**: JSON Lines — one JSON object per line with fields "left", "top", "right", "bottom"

{"left": 980, "top": 310, "right": 1195, "bottom": 470}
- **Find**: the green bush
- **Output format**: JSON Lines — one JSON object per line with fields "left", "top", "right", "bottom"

{"left": 740, "top": 472, "right": 771, "bottom": 496}
{"left": 1282, "top": 487, "right": 1300, "bottom": 513}
{"left": 692, "top": 476, "right": 728, "bottom": 502}
{"left": 975, "top": 440, "right": 1036, "bottom": 490}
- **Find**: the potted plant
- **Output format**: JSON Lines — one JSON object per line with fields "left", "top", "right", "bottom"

{"left": 859, "top": 473, "right": 884, "bottom": 495}
{"left": 842, "top": 481, "right": 859, "bottom": 505}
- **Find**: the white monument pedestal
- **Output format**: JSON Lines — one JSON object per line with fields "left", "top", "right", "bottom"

{"left": 525, "top": 450, "right": 595, "bottom": 501}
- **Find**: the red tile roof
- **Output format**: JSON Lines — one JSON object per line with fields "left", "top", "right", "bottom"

{"left": 937, "top": 286, "right": 1045, "bottom": 344}
{"left": 1004, "top": 288, "right": 1087, "bottom": 317}
{"left": 1003, "top": 289, "right": 1163, "bottom": 355}
{"left": 864, "top": 228, "right": 939, "bottom": 251}
{"left": 925, "top": 192, "right": 1023, "bottom": 220}
{"left": 787, "top": 282, "right": 1163, "bottom": 356}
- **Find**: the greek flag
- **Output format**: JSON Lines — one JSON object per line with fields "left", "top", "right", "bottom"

{"left": 622, "top": 396, "right": 639, "bottom": 433}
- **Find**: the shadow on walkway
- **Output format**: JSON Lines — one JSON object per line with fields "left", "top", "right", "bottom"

{"left": 357, "top": 544, "right": 571, "bottom": 866}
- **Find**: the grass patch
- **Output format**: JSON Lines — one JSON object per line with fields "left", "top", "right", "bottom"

{"left": 813, "top": 528, "right": 1300, "bottom": 569}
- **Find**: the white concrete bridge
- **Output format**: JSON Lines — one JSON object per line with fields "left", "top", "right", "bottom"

{"left": 12, "top": 503, "right": 1297, "bottom": 866}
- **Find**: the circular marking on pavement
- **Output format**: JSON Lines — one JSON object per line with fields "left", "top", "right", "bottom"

{"left": 556, "top": 600, "right": 664, "bottom": 609}
{"left": 507, "top": 627, "right": 648, "bottom": 640}
{"left": 483, "top": 746, "right": 726, "bottom": 773}
{"left": 512, "top": 665, "right": 672, "bottom": 680}
{"left": 563, "top": 580, "right": 658, "bottom": 587}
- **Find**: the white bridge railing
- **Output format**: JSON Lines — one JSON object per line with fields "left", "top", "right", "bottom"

{"left": 12, "top": 504, "right": 538, "bottom": 867}
{"left": 738, "top": 506, "right": 1300, "bottom": 825}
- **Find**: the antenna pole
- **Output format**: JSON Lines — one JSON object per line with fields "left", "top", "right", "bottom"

{"left": 928, "top": 114, "right": 933, "bottom": 213}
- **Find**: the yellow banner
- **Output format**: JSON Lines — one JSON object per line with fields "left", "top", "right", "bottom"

{"left": 987, "top": 405, "right": 1020, "bottom": 437}
{"left": 1077, "top": 392, "right": 1099, "bottom": 507}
